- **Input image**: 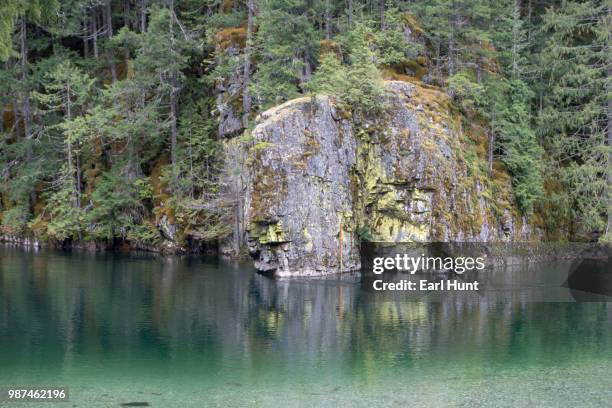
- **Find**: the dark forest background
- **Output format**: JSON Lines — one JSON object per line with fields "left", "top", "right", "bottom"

{"left": 0, "top": 0, "right": 609, "bottom": 248}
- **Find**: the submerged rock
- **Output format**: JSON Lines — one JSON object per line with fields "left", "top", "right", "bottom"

{"left": 241, "top": 80, "right": 537, "bottom": 277}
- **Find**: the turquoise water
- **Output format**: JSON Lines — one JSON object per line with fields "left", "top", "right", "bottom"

{"left": 0, "top": 246, "right": 611, "bottom": 407}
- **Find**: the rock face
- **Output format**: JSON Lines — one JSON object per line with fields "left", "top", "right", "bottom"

{"left": 243, "top": 80, "right": 536, "bottom": 277}
{"left": 244, "top": 96, "right": 360, "bottom": 276}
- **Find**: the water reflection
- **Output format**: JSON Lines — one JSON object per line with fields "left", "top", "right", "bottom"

{"left": 1, "top": 246, "right": 611, "bottom": 385}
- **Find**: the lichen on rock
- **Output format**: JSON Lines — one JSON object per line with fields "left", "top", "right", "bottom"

{"left": 240, "top": 80, "right": 537, "bottom": 277}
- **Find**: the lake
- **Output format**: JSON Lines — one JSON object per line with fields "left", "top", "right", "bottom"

{"left": 0, "top": 246, "right": 611, "bottom": 407}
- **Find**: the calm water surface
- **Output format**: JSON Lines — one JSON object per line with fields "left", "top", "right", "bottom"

{"left": 0, "top": 246, "right": 611, "bottom": 407}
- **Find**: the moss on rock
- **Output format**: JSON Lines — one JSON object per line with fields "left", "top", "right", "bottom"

{"left": 239, "top": 80, "right": 537, "bottom": 276}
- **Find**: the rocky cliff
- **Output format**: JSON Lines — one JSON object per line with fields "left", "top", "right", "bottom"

{"left": 240, "top": 80, "right": 537, "bottom": 277}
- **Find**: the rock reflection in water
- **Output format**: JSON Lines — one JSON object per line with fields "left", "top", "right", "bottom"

{"left": 1, "top": 246, "right": 611, "bottom": 386}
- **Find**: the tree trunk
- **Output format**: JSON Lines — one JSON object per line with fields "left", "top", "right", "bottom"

{"left": 83, "top": 18, "right": 89, "bottom": 58}
{"left": 65, "top": 82, "right": 80, "bottom": 210}
{"left": 231, "top": 148, "right": 246, "bottom": 254}
{"left": 66, "top": 140, "right": 73, "bottom": 205}
{"left": 527, "top": 0, "right": 533, "bottom": 43}
{"left": 140, "top": 0, "right": 147, "bottom": 32}
{"left": 539, "top": 90, "right": 543, "bottom": 116}
{"left": 124, "top": 0, "right": 130, "bottom": 62}
{"left": 242, "top": 0, "right": 254, "bottom": 127}
{"left": 301, "top": 53, "right": 312, "bottom": 84}
{"left": 435, "top": 42, "right": 441, "bottom": 77}
{"left": 188, "top": 129, "right": 194, "bottom": 198}
{"left": 20, "top": 17, "right": 36, "bottom": 209}
{"left": 347, "top": 0, "right": 352, "bottom": 26}
{"left": 92, "top": 10, "right": 99, "bottom": 59}
{"left": 105, "top": 2, "right": 113, "bottom": 42}
{"left": 234, "top": 183, "right": 242, "bottom": 254}
{"left": 20, "top": 19, "right": 31, "bottom": 144}
{"left": 488, "top": 131, "right": 495, "bottom": 175}
{"left": 448, "top": 0, "right": 457, "bottom": 76}
{"left": 380, "top": 0, "right": 385, "bottom": 30}
{"left": 511, "top": 0, "right": 521, "bottom": 78}
{"left": 607, "top": 63, "right": 612, "bottom": 236}
{"left": 170, "top": 69, "right": 178, "bottom": 166}
{"left": 168, "top": 0, "right": 178, "bottom": 167}
{"left": 325, "top": 0, "right": 331, "bottom": 39}
{"left": 76, "top": 149, "right": 82, "bottom": 209}
{"left": 606, "top": 7, "right": 611, "bottom": 237}
{"left": 124, "top": 0, "right": 130, "bottom": 31}
{"left": 105, "top": 0, "right": 117, "bottom": 83}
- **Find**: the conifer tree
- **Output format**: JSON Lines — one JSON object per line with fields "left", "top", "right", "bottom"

{"left": 538, "top": 0, "right": 610, "bottom": 237}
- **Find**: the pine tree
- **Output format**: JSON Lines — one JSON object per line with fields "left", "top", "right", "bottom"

{"left": 309, "top": 23, "right": 388, "bottom": 115}
{"left": 538, "top": 0, "right": 610, "bottom": 237}
{"left": 0, "top": 0, "right": 608, "bottom": 245}
{"left": 252, "top": 0, "right": 320, "bottom": 108}
{"left": 412, "top": 0, "right": 497, "bottom": 79}
{"left": 0, "top": 0, "right": 59, "bottom": 61}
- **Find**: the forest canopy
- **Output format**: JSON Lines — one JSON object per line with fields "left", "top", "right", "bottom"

{"left": 0, "top": 0, "right": 610, "bottom": 249}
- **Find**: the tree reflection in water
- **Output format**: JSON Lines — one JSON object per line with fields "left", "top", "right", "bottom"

{"left": 1, "top": 246, "right": 611, "bottom": 392}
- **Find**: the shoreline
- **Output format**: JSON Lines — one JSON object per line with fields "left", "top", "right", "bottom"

{"left": 0, "top": 233, "right": 227, "bottom": 257}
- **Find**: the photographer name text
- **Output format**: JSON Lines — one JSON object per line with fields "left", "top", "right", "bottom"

{"left": 371, "top": 254, "right": 484, "bottom": 292}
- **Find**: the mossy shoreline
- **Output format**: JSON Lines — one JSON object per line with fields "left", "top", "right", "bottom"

{"left": 0, "top": 233, "right": 223, "bottom": 255}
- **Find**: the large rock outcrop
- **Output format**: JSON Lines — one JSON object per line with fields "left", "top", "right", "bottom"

{"left": 242, "top": 80, "right": 536, "bottom": 277}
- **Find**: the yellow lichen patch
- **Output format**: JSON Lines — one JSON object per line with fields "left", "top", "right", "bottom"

{"left": 319, "top": 39, "right": 342, "bottom": 58}
{"left": 220, "top": 0, "right": 234, "bottom": 13}
{"left": 248, "top": 145, "right": 287, "bottom": 222}
{"left": 411, "top": 188, "right": 430, "bottom": 202}
{"left": 401, "top": 13, "right": 425, "bottom": 38}
{"left": 149, "top": 156, "right": 169, "bottom": 197}
{"left": 302, "top": 128, "right": 322, "bottom": 158}
{"left": 251, "top": 221, "right": 288, "bottom": 244}
{"left": 83, "top": 162, "right": 103, "bottom": 196}
{"left": 149, "top": 156, "right": 175, "bottom": 225}
{"left": 215, "top": 26, "right": 247, "bottom": 50}
{"left": 355, "top": 139, "right": 383, "bottom": 201}
{"left": 303, "top": 228, "right": 313, "bottom": 252}
{"left": 420, "top": 136, "right": 442, "bottom": 156}
{"left": 381, "top": 68, "right": 420, "bottom": 84}
{"left": 125, "top": 59, "right": 135, "bottom": 80}
{"left": 374, "top": 189, "right": 400, "bottom": 214}
{"left": 371, "top": 216, "right": 429, "bottom": 242}
{"left": 491, "top": 163, "right": 512, "bottom": 187}
{"left": 114, "top": 59, "right": 131, "bottom": 81}
{"left": 404, "top": 59, "right": 429, "bottom": 80}
{"left": 383, "top": 62, "right": 429, "bottom": 81}
{"left": 379, "top": 79, "right": 526, "bottom": 240}
{"left": 479, "top": 41, "right": 502, "bottom": 75}
{"left": 410, "top": 82, "right": 452, "bottom": 115}
{"left": 29, "top": 214, "right": 49, "bottom": 238}
{"left": 252, "top": 141, "right": 274, "bottom": 151}
{"left": 352, "top": 126, "right": 434, "bottom": 243}
{"left": 2, "top": 104, "right": 16, "bottom": 136}
{"left": 377, "top": 13, "right": 431, "bottom": 80}
{"left": 32, "top": 199, "right": 46, "bottom": 218}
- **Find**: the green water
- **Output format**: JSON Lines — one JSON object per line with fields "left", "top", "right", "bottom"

{"left": 0, "top": 246, "right": 611, "bottom": 407}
